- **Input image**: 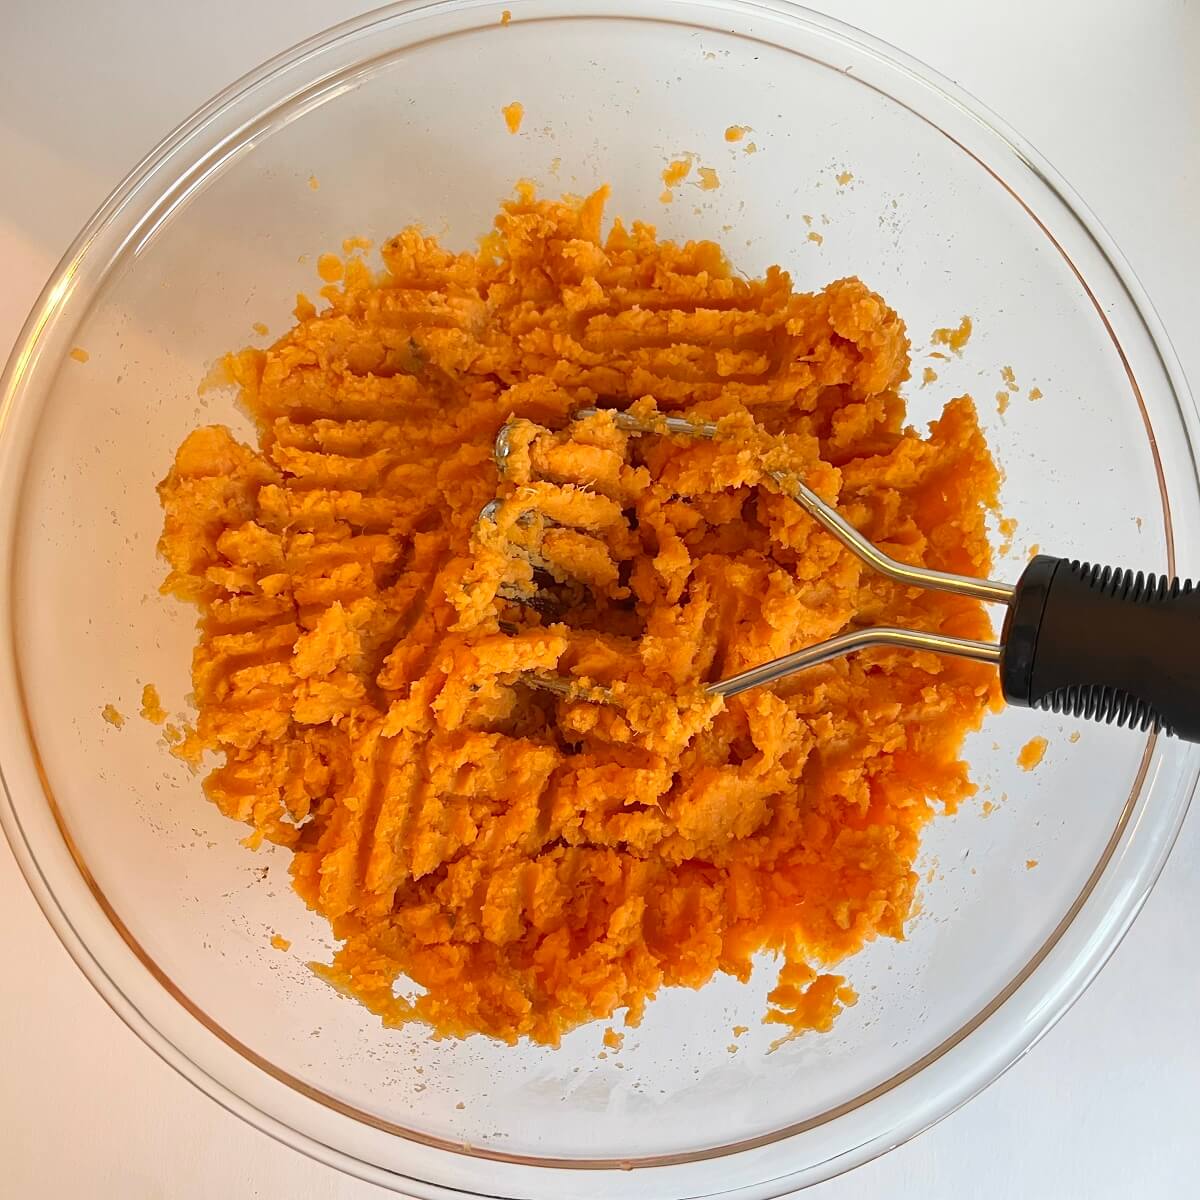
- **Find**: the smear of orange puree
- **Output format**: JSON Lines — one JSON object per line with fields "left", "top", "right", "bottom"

{"left": 502, "top": 101, "right": 524, "bottom": 134}
{"left": 662, "top": 156, "right": 693, "bottom": 188}
{"left": 932, "top": 315, "right": 973, "bottom": 353}
{"left": 140, "top": 683, "right": 167, "bottom": 725}
{"left": 1018, "top": 736, "right": 1048, "bottom": 771}
{"left": 317, "top": 253, "right": 344, "bottom": 283}
{"left": 157, "top": 184, "right": 1001, "bottom": 1046}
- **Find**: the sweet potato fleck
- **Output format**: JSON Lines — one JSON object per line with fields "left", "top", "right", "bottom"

{"left": 140, "top": 683, "right": 167, "bottom": 725}
{"left": 932, "top": 315, "right": 973, "bottom": 353}
{"left": 661, "top": 156, "right": 693, "bottom": 190}
{"left": 502, "top": 101, "right": 524, "bottom": 134}
{"left": 1018, "top": 736, "right": 1048, "bottom": 771}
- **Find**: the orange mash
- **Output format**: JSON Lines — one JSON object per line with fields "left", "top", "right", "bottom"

{"left": 158, "top": 185, "right": 1000, "bottom": 1045}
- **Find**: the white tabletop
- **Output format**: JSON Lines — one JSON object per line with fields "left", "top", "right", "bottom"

{"left": 2, "top": 1, "right": 1197, "bottom": 1196}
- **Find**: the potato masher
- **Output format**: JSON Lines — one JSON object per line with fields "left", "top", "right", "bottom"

{"left": 482, "top": 409, "right": 1200, "bottom": 742}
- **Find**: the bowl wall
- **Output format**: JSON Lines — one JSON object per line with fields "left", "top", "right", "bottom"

{"left": 2, "top": 2, "right": 1197, "bottom": 1196}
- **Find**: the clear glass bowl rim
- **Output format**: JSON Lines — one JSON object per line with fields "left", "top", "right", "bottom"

{"left": 1, "top": 0, "right": 1198, "bottom": 1195}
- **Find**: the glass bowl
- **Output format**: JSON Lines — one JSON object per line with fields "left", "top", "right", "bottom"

{"left": 1, "top": 1, "right": 1197, "bottom": 1196}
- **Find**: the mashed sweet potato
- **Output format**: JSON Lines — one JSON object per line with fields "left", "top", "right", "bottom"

{"left": 158, "top": 184, "right": 1000, "bottom": 1045}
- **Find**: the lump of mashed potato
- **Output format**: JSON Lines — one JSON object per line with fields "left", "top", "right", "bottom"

{"left": 157, "top": 184, "right": 1000, "bottom": 1045}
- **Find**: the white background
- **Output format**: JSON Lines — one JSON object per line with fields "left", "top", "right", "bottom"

{"left": 1, "top": 1, "right": 1197, "bottom": 1196}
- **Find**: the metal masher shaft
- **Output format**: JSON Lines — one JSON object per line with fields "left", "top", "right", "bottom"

{"left": 707, "top": 627, "right": 1002, "bottom": 699}
{"left": 523, "top": 624, "right": 1001, "bottom": 707}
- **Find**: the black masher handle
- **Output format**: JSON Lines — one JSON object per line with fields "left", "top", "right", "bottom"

{"left": 1000, "top": 555, "right": 1200, "bottom": 742}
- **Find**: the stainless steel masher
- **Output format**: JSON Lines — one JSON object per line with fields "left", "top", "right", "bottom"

{"left": 479, "top": 409, "right": 1200, "bottom": 741}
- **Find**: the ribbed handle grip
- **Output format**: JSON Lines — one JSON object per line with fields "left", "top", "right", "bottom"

{"left": 1000, "top": 555, "right": 1200, "bottom": 742}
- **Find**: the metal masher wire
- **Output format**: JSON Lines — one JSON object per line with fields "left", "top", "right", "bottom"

{"left": 573, "top": 409, "right": 1015, "bottom": 606}
{"left": 484, "top": 408, "right": 1014, "bottom": 703}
